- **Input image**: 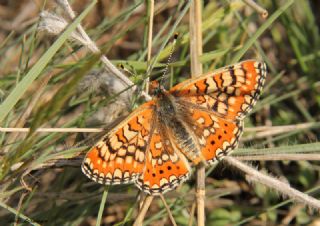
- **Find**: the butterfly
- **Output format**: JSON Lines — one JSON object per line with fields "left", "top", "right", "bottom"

{"left": 82, "top": 60, "right": 267, "bottom": 195}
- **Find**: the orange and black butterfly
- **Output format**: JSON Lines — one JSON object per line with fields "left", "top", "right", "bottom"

{"left": 82, "top": 60, "right": 267, "bottom": 195}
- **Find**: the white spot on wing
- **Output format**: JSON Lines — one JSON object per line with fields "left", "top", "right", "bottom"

{"left": 229, "top": 97, "right": 236, "bottom": 105}
{"left": 155, "top": 142, "right": 162, "bottom": 149}
{"left": 197, "top": 117, "right": 205, "bottom": 125}
{"left": 203, "top": 129, "right": 210, "bottom": 137}
{"left": 114, "top": 168, "right": 122, "bottom": 178}
{"left": 160, "top": 178, "right": 168, "bottom": 186}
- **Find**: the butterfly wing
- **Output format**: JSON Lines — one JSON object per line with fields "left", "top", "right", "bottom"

{"left": 180, "top": 106, "right": 243, "bottom": 165}
{"left": 82, "top": 60, "right": 267, "bottom": 192}
{"left": 82, "top": 102, "right": 155, "bottom": 185}
{"left": 135, "top": 124, "right": 191, "bottom": 195}
{"left": 171, "top": 60, "right": 267, "bottom": 120}
{"left": 171, "top": 60, "right": 266, "bottom": 164}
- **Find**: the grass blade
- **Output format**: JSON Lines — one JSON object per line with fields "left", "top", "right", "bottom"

{"left": 231, "top": 0, "right": 295, "bottom": 63}
{"left": 96, "top": 186, "right": 109, "bottom": 226}
{"left": 0, "top": 0, "right": 97, "bottom": 123}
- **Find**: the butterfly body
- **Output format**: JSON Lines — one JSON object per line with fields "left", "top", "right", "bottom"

{"left": 82, "top": 60, "right": 267, "bottom": 195}
{"left": 153, "top": 89, "right": 203, "bottom": 165}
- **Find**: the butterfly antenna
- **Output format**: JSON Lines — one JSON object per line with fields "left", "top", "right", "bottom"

{"left": 159, "top": 33, "right": 179, "bottom": 87}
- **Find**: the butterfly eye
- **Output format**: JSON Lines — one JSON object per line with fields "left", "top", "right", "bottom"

{"left": 149, "top": 80, "right": 160, "bottom": 95}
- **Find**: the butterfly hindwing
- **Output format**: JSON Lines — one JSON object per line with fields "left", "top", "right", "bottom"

{"left": 181, "top": 107, "right": 243, "bottom": 165}
{"left": 82, "top": 102, "right": 155, "bottom": 185}
{"left": 135, "top": 125, "right": 191, "bottom": 195}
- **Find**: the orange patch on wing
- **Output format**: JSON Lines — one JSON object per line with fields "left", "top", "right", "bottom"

{"left": 135, "top": 128, "right": 190, "bottom": 195}
{"left": 82, "top": 103, "right": 155, "bottom": 185}
{"left": 200, "top": 120, "right": 243, "bottom": 164}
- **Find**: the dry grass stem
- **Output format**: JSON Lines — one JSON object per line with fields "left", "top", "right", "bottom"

{"left": 3, "top": 121, "right": 318, "bottom": 137}
{"left": 243, "top": 0, "right": 268, "bottom": 18}
{"left": 189, "top": 0, "right": 205, "bottom": 225}
{"left": 48, "top": 0, "right": 152, "bottom": 100}
{"left": 245, "top": 122, "right": 317, "bottom": 132}
{"left": 280, "top": 204, "right": 305, "bottom": 225}
{"left": 189, "top": 0, "right": 203, "bottom": 77}
{"left": 234, "top": 154, "right": 320, "bottom": 161}
{"left": 14, "top": 192, "right": 28, "bottom": 226}
{"left": 264, "top": 105, "right": 274, "bottom": 147}
{"left": 188, "top": 202, "right": 196, "bottom": 226}
{"left": 133, "top": 195, "right": 154, "bottom": 226}
{"left": 145, "top": 0, "right": 154, "bottom": 94}
{"left": 224, "top": 156, "right": 320, "bottom": 210}
{"left": 243, "top": 122, "right": 318, "bottom": 141}
{"left": 0, "top": 127, "right": 104, "bottom": 133}
{"left": 159, "top": 194, "right": 177, "bottom": 226}
{"left": 39, "top": 11, "right": 86, "bottom": 44}
{"left": 136, "top": 0, "right": 155, "bottom": 221}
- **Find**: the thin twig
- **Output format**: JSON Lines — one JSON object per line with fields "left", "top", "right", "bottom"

{"left": 234, "top": 154, "right": 320, "bottom": 161}
{"left": 133, "top": 195, "right": 154, "bottom": 226}
{"left": 264, "top": 105, "right": 275, "bottom": 147}
{"left": 243, "top": 0, "right": 268, "bottom": 18}
{"left": 136, "top": 0, "right": 155, "bottom": 223}
{"left": 14, "top": 191, "right": 28, "bottom": 226}
{"left": 145, "top": 0, "right": 154, "bottom": 94}
{"left": 245, "top": 122, "right": 317, "bottom": 132}
{"left": 189, "top": 0, "right": 203, "bottom": 77}
{"left": 224, "top": 156, "right": 320, "bottom": 210}
{"left": 280, "top": 204, "right": 305, "bottom": 226}
{"left": 15, "top": 153, "right": 320, "bottom": 174}
{"left": 55, "top": 0, "right": 151, "bottom": 100}
{"left": 189, "top": 0, "right": 205, "bottom": 225}
{"left": 159, "top": 194, "right": 177, "bottom": 226}
{"left": 2, "top": 122, "right": 318, "bottom": 134}
{"left": 0, "top": 127, "right": 104, "bottom": 133}
{"left": 195, "top": 164, "right": 205, "bottom": 226}
{"left": 243, "top": 122, "right": 319, "bottom": 141}
{"left": 188, "top": 202, "right": 196, "bottom": 226}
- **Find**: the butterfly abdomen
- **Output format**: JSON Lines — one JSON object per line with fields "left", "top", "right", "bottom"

{"left": 171, "top": 121, "right": 202, "bottom": 164}
{"left": 156, "top": 92, "right": 202, "bottom": 164}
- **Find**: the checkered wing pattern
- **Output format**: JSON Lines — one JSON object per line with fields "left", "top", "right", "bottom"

{"left": 171, "top": 60, "right": 266, "bottom": 164}
{"left": 82, "top": 102, "right": 155, "bottom": 185}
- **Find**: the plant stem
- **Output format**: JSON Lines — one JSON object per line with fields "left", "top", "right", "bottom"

{"left": 189, "top": 0, "right": 205, "bottom": 225}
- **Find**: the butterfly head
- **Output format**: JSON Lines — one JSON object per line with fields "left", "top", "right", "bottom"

{"left": 149, "top": 80, "right": 166, "bottom": 97}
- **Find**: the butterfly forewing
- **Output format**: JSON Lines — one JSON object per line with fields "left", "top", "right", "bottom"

{"left": 82, "top": 102, "right": 155, "bottom": 185}
{"left": 170, "top": 60, "right": 267, "bottom": 120}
